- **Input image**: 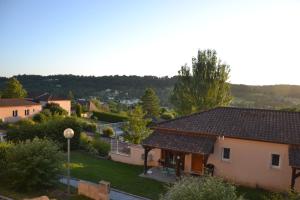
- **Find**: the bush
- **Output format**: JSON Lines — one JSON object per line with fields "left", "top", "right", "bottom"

{"left": 6, "top": 117, "right": 91, "bottom": 150}
{"left": 44, "top": 103, "right": 68, "bottom": 116}
{"left": 161, "top": 112, "right": 175, "bottom": 120}
{"left": 92, "top": 139, "right": 111, "bottom": 157}
{"left": 160, "top": 176, "right": 244, "bottom": 200}
{"left": 92, "top": 111, "right": 128, "bottom": 123}
{"left": 4, "top": 138, "right": 63, "bottom": 191}
{"left": 0, "top": 142, "right": 12, "bottom": 178}
{"left": 102, "top": 127, "right": 115, "bottom": 137}
{"left": 79, "top": 133, "right": 98, "bottom": 155}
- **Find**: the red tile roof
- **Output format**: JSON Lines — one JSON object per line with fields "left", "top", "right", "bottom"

{"left": 155, "top": 107, "right": 300, "bottom": 145}
{"left": 0, "top": 98, "right": 40, "bottom": 107}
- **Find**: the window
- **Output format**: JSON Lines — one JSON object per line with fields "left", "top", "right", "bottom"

{"left": 25, "top": 109, "right": 30, "bottom": 116}
{"left": 271, "top": 154, "right": 280, "bottom": 168}
{"left": 222, "top": 148, "right": 231, "bottom": 160}
{"left": 12, "top": 110, "right": 18, "bottom": 117}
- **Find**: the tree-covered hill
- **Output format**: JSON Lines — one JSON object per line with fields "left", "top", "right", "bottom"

{"left": 1, "top": 74, "right": 300, "bottom": 109}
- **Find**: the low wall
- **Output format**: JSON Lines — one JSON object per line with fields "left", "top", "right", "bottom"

{"left": 78, "top": 180, "right": 110, "bottom": 200}
{"left": 110, "top": 145, "right": 160, "bottom": 166}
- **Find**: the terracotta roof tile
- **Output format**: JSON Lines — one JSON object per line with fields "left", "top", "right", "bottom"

{"left": 143, "top": 130, "right": 215, "bottom": 154}
{"left": 0, "top": 98, "right": 40, "bottom": 107}
{"left": 156, "top": 107, "right": 300, "bottom": 145}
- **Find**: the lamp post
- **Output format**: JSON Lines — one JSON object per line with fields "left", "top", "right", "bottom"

{"left": 64, "top": 128, "right": 74, "bottom": 195}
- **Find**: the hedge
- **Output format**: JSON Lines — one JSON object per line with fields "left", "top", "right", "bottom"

{"left": 92, "top": 111, "right": 128, "bottom": 123}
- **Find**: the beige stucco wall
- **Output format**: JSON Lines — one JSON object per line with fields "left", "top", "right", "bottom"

{"left": 205, "top": 137, "right": 300, "bottom": 191}
{"left": 47, "top": 100, "right": 71, "bottom": 115}
{"left": 0, "top": 104, "right": 42, "bottom": 123}
{"left": 110, "top": 145, "right": 161, "bottom": 166}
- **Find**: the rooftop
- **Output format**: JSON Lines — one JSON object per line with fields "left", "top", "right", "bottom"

{"left": 0, "top": 98, "right": 40, "bottom": 107}
{"left": 155, "top": 107, "right": 300, "bottom": 145}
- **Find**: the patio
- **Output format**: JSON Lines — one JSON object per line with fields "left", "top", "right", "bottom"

{"left": 140, "top": 167, "right": 177, "bottom": 183}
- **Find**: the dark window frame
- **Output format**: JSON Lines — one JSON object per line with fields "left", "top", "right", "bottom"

{"left": 222, "top": 147, "right": 231, "bottom": 160}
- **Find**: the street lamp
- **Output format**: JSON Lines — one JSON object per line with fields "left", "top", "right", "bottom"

{"left": 64, "top": 128, "right": 74, "bottom": 195}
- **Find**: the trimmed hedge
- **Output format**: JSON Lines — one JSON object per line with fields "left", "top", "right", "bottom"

{"left": 92, "top": 111, "right": 128, "bottom": 123}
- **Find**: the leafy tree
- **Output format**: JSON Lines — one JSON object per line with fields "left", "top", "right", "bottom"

{"left": 123, "top": 106, "right": 151, "bottom": 144}
{"left": 44, "top": 103, "right": 68, "bottom": 116}
{"left": 4, "top": 138, "right": 63, "bottom": 191}
{"left": 171, "top": 49, "right": 232, "bottom": 115}
{"left": 75, "top": 103, "right": 83, "bottom": 117}
{"left": 1, "top": 77, "right": 27, "bottom": 98}
{"left": 160, "top": 176, "right": 244, "bottom": 200}
{"left": 141, "top": 88, "right": 160, "bottom": 118}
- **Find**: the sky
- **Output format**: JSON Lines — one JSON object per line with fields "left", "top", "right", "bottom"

{"left": 0, "top": 0, "right": 300, "bottom": 85}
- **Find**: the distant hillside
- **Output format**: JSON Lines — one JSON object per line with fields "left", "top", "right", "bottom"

{"left": 1, "top": 75, "right": 300, "bottom": 109}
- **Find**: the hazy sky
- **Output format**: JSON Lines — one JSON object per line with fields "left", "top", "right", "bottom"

{"left": 0, "top": 0, "right": 299, "bottom": 85}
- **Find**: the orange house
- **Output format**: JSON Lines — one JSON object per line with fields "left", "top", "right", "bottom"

{"left": 0, "top": 98, "right": 42, "bottom": 123}
{"left": 33, "top": 93, "right": 71, "bottom": 115}
{"left": 143, "top": 107, "right": 300, "bottom": 192}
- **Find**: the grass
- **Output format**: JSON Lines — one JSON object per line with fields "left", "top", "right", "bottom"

{"left": 68, "top": 151, "right": 167, "bottom": 200}
{"left": 0, "top": 182, "right": 91, "bottom": 200}
{"left": 69, "top": 151, "right": 273, "bottom": 200}
{"left": 237, "top": 185, "right": 273, "bottom": 200}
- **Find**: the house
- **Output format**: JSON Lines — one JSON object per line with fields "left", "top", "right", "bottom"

{"left": 33, "top": 93, "right": 71, "bottom": 115}
{"left": 142, "top": 107, "right": 300, "bottom": 191}
{"left": 0, "top": 98, "right": 42, "bottom": 123}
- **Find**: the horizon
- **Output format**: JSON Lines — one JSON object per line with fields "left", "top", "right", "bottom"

{"left": 1, "top": 0, "right": 300, "bottom": 85}
{"left": 3, "top": 73, "right": 300, "bottom": 87}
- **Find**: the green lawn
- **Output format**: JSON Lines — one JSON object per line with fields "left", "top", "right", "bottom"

{"left": 69, "top": 151, "right": 273, "bottom": 200}
{"left": 69, "top": 151, "right": 167, "bottom": 200}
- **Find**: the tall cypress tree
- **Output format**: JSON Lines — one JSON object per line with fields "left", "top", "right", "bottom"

{"left": 171, "top": 49, "right": 232, "bottom": 115}
{"left": 141, "top": 88, "right": 160, "bottom": 118}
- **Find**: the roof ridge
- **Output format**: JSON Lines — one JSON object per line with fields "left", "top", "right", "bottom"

{"left": 218, "top": 106, "right": 300, "bottom": 114}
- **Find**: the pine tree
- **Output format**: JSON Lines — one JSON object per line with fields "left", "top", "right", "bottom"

{"left": 141, "top": 88, "right": 160, "bottom": 118}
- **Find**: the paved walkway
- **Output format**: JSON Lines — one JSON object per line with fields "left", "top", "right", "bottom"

{"left": 140, "top": 167, "right": 176, "bottom": 183}
{"left": 59, "top": 177, "right": 150, "bottom": 200}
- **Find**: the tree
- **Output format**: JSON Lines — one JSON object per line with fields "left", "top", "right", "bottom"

{"left": 75, "top": 103, "right": 83, "bottom": 117}
{"left": 4, "top": 138, "right": 63, "bottom": 191}
{"left": 171, "top": 49, "right": 232, "bottom": 115}
{"left": 44, "top": 103, "right": 68, "bottom": 116}
{"left": 161, "top": 176, "right": 244, "bottom": 200}
{"left": 1, "top": 77, "right": 27, "bottom": 98}
{"left": 141, "top": 88, "right": 160, "bottom": 118}
{"left": 123, "top": 106, "right": 151, "bottom": 144}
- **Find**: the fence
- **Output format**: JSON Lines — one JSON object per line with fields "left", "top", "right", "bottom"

{"left": 78, "top": 180, "right": 110, "bottom": 200}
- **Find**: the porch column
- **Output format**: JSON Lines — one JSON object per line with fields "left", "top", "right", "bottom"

{"left": 143, "top": 147, "right": 151, "bottom": 174}
{"left": 175, "top": 154, "right": 181, "bottom": 177}
{"left": 291, "top": 167, "right": 300, "bottom": 190}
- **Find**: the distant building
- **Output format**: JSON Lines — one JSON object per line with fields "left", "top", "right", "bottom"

{"left": 33, "top": 93, "right": 71, "bottom": 115}
{"left": 0, "top": 98, "right": 42, "bottom": 123}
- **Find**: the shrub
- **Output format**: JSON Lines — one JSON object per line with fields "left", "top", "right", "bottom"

{"left": 92, "top": 111, "right": 128, "bottom": 123}
{"left": 5, "top": 138, "right": 63, "bottom": 191}
{"left": 161, "top": 112, "right": 175, "bottom": 120}
{"left": 6, "top": 117, "right": 92, "bottom": 150}
{"left": 44, "top": 103, "right": 68, "bottom": 116}
{"left": 160, "top": 176, "right": 244, "bottom": 200}
{"left": 102, "top": 127, "right": 115, "bottom": 137}
{"left": 92, "top": 139, "right": 111, "bottom": 157}
{"left": 0, "top": 142, "right": 12, "bottom": 178}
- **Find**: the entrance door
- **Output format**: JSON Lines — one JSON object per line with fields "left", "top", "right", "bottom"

{"left": 191, "top": 154, "right": 204, "bottom": 174}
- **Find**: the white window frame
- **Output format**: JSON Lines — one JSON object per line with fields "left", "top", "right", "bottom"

{"left": 270, "top": 153, "right": 281, "bottom": 169}
{"left": 221, "top": 147, "right": 231, "bottom": 161}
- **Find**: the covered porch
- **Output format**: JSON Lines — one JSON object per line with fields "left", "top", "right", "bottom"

{"left": 142, "top": 130, "right": 216, "bottom": 178}
{"left": 289, "top": 145, "right": 300, "bottom": 190}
